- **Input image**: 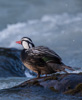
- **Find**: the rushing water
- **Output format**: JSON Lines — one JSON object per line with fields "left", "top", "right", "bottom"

{"left": 0, "top": 0, "right": 82, "bottom": 100}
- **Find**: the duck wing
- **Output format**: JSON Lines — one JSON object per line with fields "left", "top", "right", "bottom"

{"left": 30, "top": 46, "right": 62, "bottom": 64}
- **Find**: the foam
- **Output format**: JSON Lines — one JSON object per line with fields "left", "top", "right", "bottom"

{"left": 0, "top": 77, "right": 27, "bottom": 90}
{"left": 0, "top": 13, "right": 82, "bottom": 48}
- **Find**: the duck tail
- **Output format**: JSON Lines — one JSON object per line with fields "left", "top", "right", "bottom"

{"left": 63, "top": 65, "right": 75, "bottom": 71}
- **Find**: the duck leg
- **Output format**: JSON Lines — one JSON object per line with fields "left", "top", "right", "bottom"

{"left": 37, "top": 71, "right": 41, "bottom": 78}
{"left": 45, "top": 74, "right": 47, "bottom": 77}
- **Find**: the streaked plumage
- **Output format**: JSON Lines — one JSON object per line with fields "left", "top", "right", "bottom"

{"left": 16, "top": 37, "right": 74, "bottom": 78}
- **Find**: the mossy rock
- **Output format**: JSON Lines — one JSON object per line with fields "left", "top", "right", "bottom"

{"left": 12, "top": 73, "right": 82, "bottom": 97}
{"left": 28, "top": 80, "right": 40, "bottom": 86}
{"left": 50, "top": 87, "right": 58, "bottom": 92}
{"left": 44, "top": 76, "right": 58, "bottom": 81}
{"left": 64, "top": 83, "right": 82, "bottom": 95}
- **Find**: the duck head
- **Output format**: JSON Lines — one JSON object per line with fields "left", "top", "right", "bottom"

{"left": 16, "top": 37, "right": 35, "bottom": 49}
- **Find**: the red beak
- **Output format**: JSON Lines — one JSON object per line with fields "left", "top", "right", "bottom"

{"left": 16, "top": 41, "right": 21, "bottom": 44}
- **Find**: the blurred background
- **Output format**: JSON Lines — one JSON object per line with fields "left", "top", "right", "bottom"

{"left": 0, "top": 0, "right": 82, "bottom": 68}
{"left": 0, "top": 1, "right": 82, "bottom": 99}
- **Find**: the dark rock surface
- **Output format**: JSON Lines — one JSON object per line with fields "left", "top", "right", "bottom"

{"left": 0, "top": 48, "right": 26, "bottom": 77}
{"left": 12, "top": 73, "right": 82, "bottom": 96}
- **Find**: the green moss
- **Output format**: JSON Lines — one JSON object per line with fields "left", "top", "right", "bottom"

{"left": 44, "top": 76, "right": 58, "bottom": 81}
{"left": 64, "top": 83, "right": 82, "bottom": 95}
{"left": 28, "top": 80, "right": 40, "bottom": 86}
{"left": 50, "top": 87, "right": 58, "bottom": 92}
{"left": 78, "top": 72, "right": 82, "bottom": 75}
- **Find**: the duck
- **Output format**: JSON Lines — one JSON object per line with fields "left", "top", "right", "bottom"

{"left": 16, "top": 37, "right": 74, "bottom": 78}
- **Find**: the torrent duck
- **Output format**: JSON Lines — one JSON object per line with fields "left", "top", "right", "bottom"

{"left": 16, "top": 37, "right": 74, "bottom": 78}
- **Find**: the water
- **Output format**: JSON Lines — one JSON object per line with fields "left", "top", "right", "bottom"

{"left": 0, "top": 0, "right": 82, "bottom": 99}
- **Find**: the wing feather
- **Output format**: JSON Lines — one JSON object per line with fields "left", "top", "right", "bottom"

{"left": 30, "top": 46, "right": 62, "bottom": 64}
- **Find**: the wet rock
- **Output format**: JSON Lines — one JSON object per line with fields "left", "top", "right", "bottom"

{"left": 13, "top": 73, "right": 82, "bottom": 96}
{"left": 64, "top": 83, "right": 82, "bottom": 96}
{"left": 0, "top": 48, "right": 25, "bottom": 77}
{"left": 55, "top": 74, "right": 82, "bottom": 92}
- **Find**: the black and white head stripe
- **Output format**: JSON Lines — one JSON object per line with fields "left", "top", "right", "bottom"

{"left": 21, "top": 37, "right": 33, "bottom": 43}
{"left": 21, "top": 37, "right": 35, "bottom": 49}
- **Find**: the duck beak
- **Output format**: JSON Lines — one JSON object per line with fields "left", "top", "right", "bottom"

{"left": 16, "top": 41, "right": 21, "bottom": 44}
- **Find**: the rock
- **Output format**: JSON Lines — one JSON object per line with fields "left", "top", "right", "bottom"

{"left": 64, "top": 83, "right": 82, "bottom": 96}
{"left": 0, "top": 47, "right": 37, "bottom": 77}
{"left": 0, "top": 48, "right": 26, "bottom": 77}
{"left": 12, "top": 73, "right": 82, "bottom": 96}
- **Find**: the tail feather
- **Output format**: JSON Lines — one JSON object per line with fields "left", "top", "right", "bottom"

{"left": 63, "top": 65, "right": 74, "bottom": 71}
